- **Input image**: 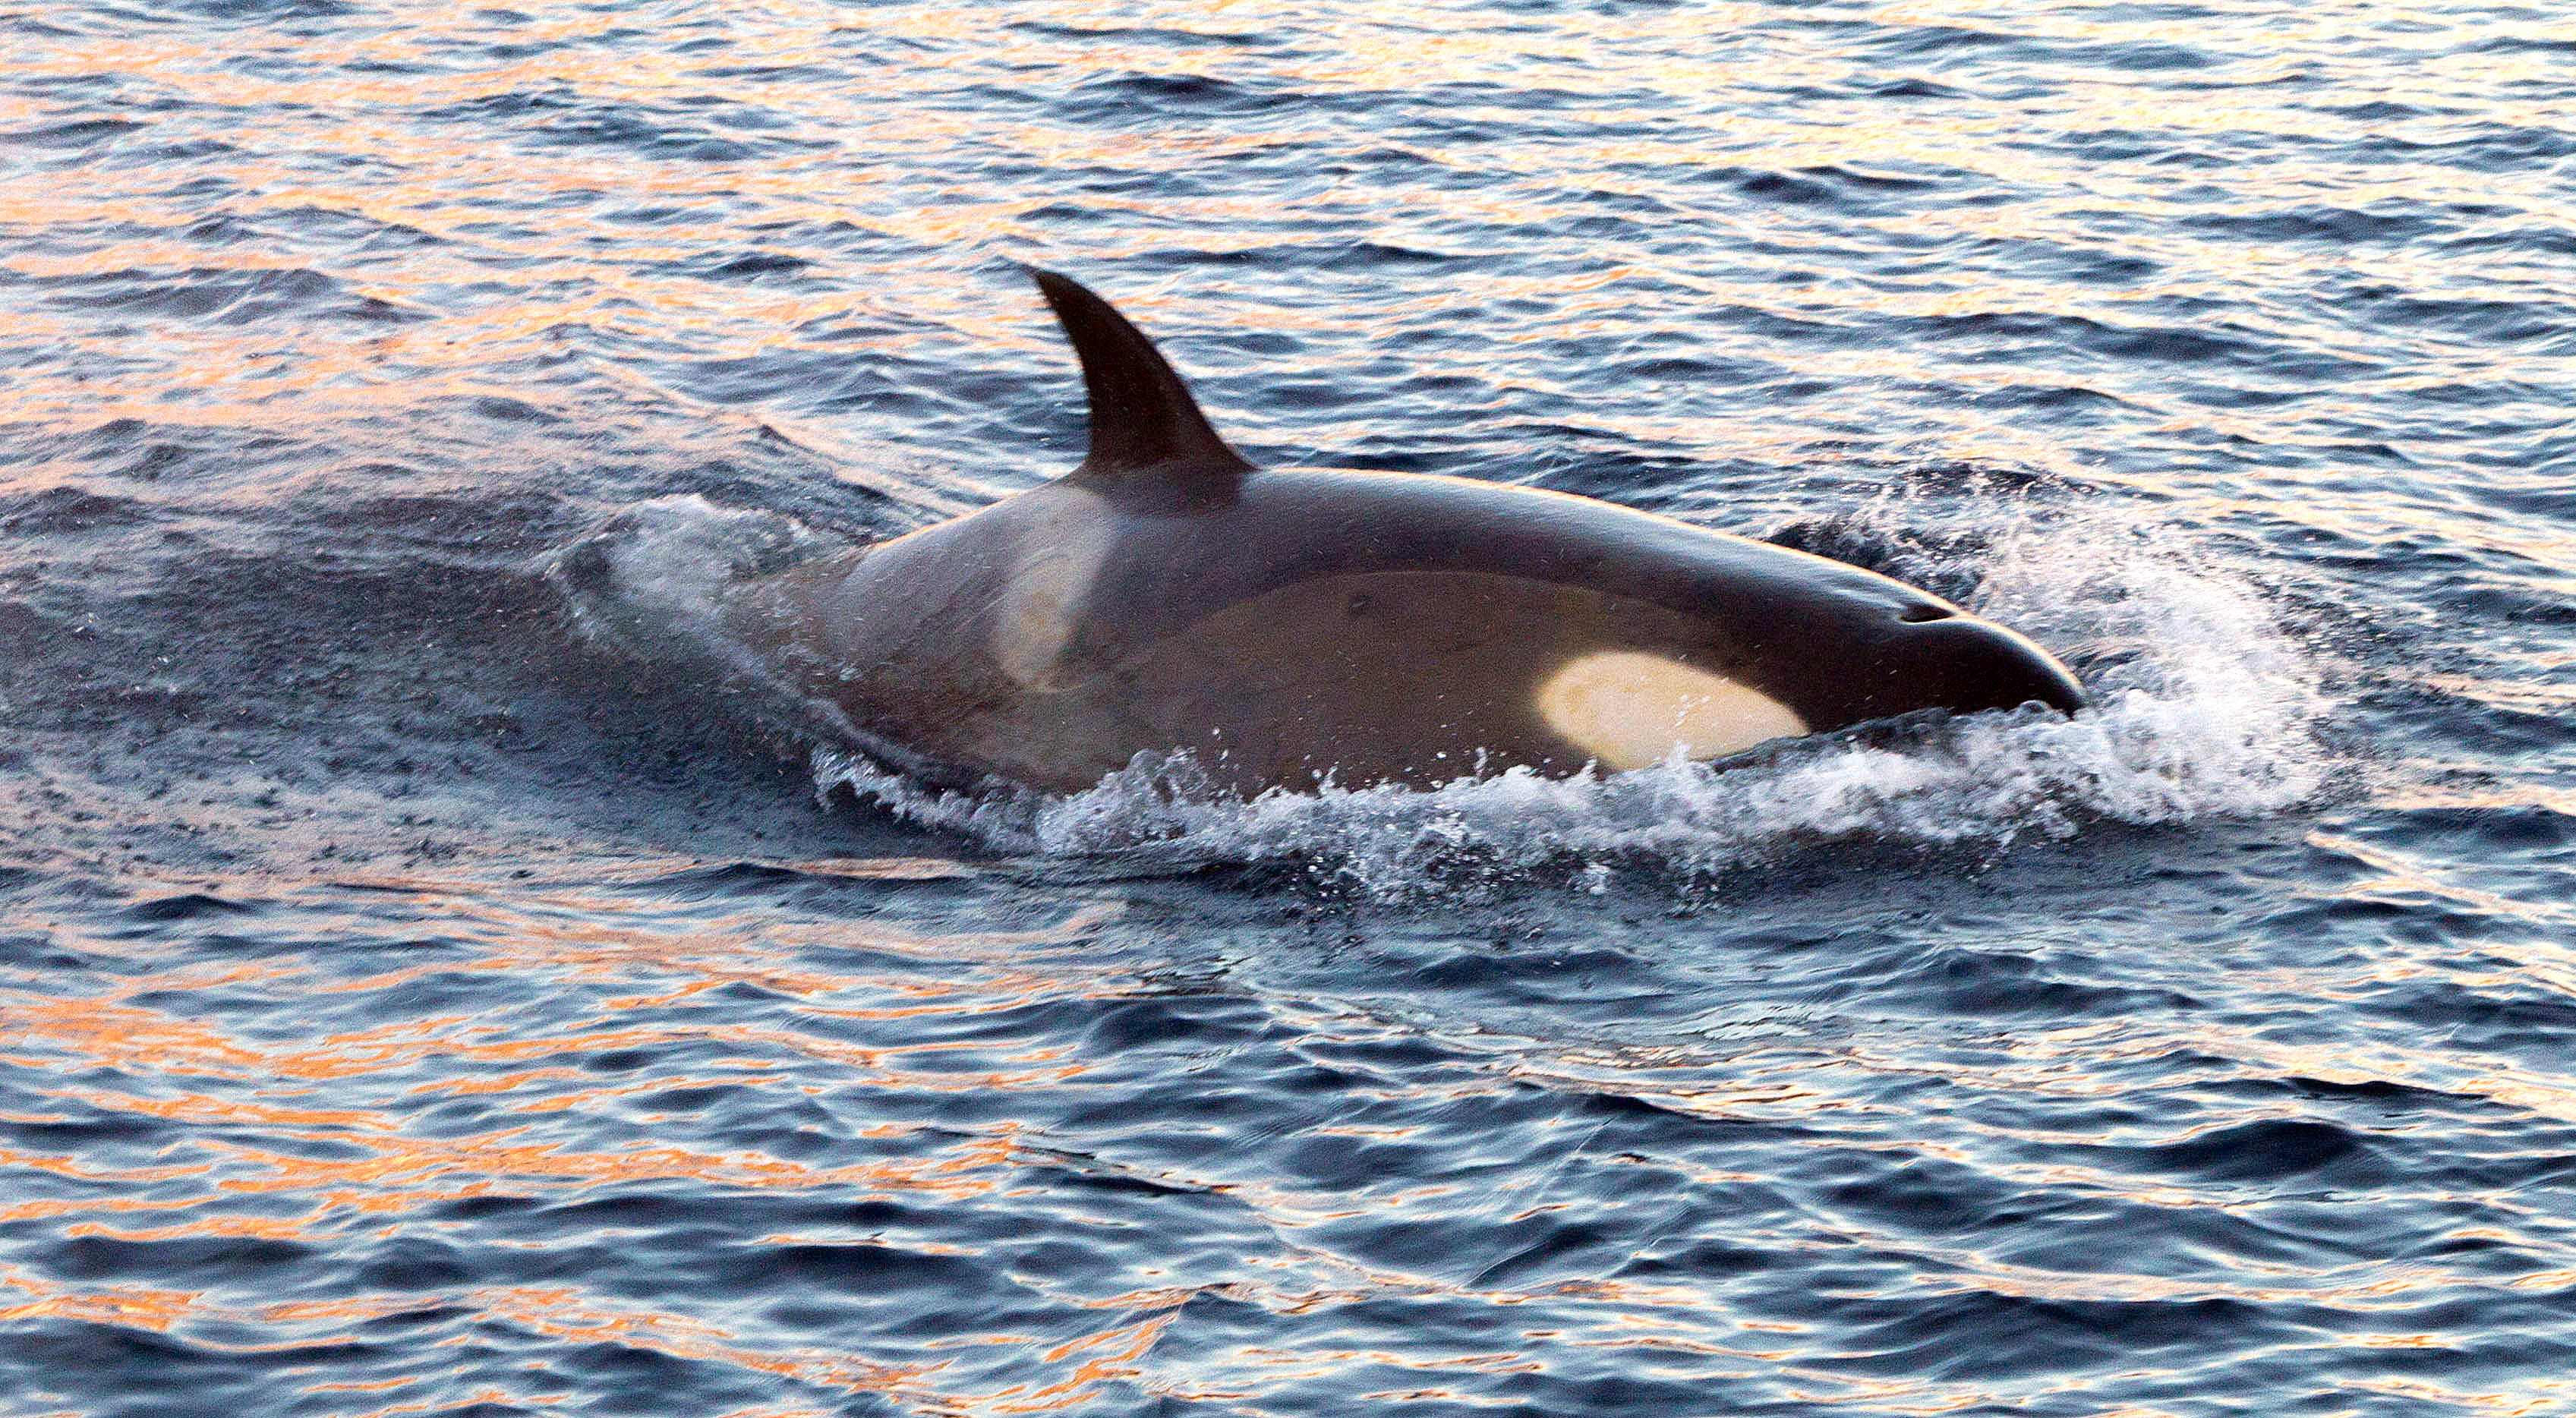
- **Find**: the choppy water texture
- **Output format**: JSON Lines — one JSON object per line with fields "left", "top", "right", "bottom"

{"left": 3, "top": 1, "right": 2573, "bottom": 1413}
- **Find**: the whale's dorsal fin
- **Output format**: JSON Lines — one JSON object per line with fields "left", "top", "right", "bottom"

{"left": 1029, "top": 268, "right": 1255, "bottom": 495}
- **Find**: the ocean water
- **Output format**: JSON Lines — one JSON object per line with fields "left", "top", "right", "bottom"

{"left": 3, "top": 1, "right": 2573, "bottom": 1413}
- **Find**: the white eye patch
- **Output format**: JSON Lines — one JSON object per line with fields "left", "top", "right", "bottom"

{"left": 1535, "top": 651, "right": 1807, "bottom": 770}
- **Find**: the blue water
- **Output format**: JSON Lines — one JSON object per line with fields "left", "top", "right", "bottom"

{"left": 4, "top": 2, "right": 2573, "bottom": 1413}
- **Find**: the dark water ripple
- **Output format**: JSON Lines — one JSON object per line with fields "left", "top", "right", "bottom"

{"left": 4, "top": 0, "right": 2576, "bottom": 1413}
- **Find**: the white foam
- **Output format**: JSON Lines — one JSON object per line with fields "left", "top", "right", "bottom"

{"left": 547, "top": 494, "right": 839, "bottom": 654}
{"left": 560, "top": 490, "right": 2329, "bottom": 898}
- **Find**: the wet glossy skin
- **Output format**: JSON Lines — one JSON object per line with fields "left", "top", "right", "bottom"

{"left": 725, "top": 461, "right": 2088, "bottom": 794}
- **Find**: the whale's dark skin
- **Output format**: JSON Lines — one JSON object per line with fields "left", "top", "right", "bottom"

{"left": 717, "top": 269, "right": 2087, "bottom": 794}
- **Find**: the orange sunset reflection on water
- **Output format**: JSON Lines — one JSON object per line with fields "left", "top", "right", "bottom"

{"left": 8, "top": 863, "right": 2573, "bottom": 1412}
{"left": 4, "top": 0, "right": 2568, "bottom": 601}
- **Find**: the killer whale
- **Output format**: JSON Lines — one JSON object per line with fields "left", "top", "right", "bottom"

{"left": 696, "top": 268, "right": 2086, "bottom": 794}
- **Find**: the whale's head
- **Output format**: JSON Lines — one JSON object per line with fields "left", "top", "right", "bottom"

{"left": 1843, "top": 604, "right": 2089, "bottom": 723}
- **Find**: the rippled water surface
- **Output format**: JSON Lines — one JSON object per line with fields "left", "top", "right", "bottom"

{"left": 5, "top": 2, "right": 2574, "bottom": 1413}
